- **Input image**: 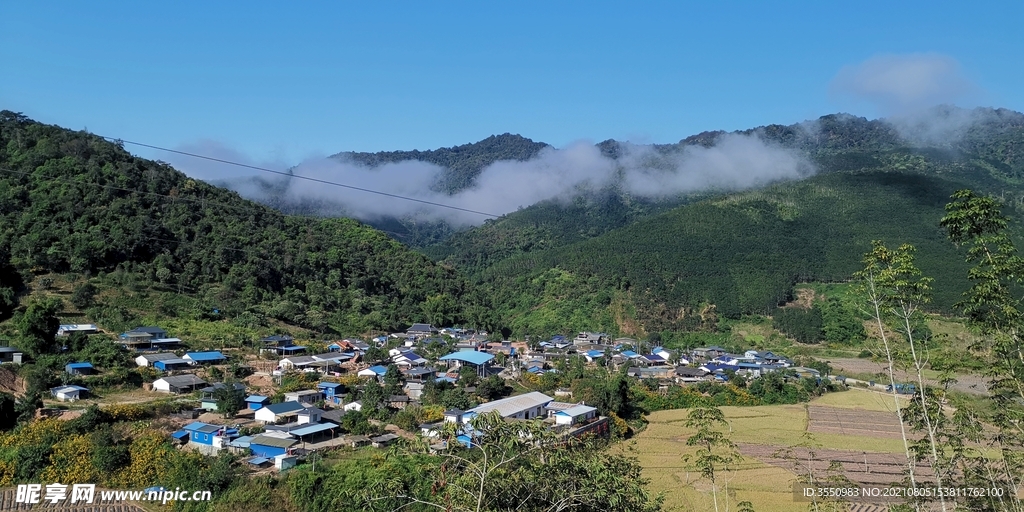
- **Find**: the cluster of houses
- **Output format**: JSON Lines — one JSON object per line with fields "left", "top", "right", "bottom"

{"left": 419, "top": 391, "right": 608, "bottom": 449}
{"left": 33, "top": 321, "right": 823, "bottom": 473}
{"left": 521, "top": 334, "right": 819, "bottom": 386}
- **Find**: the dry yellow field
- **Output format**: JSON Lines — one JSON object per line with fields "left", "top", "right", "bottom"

{"left": 625, "top": 392, "right": 910, "bottom": 511}
{"left": 809, "top": 387, "right": 908, "bottom": 412}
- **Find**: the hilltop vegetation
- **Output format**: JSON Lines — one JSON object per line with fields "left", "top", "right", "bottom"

{"left": 0, "top": 111, "right": 481, "bottom": 335}
{"left": 423, "top": 109, "right": 1024, "bottom": 336}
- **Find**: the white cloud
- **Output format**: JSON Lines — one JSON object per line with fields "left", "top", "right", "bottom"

{"left": 829, "top": 53, "right": 978, "bottom": 115}
{"left": 171, "top": 133, "right": 816, "bottom": 227}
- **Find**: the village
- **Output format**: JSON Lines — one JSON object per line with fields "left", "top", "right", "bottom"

{"left": 4, "top": 323, "right": 823, "bottom": 474}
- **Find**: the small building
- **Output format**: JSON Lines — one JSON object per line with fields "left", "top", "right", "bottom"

{"left": 183, "top": 421, "right": 223, "bottom": 446}
{"left": 0, "top": 346, "right": 24, "bottom": 364}
{"left": 246, "top": 456, "right": 272, "bottom": 468}
{"left": 403, "top": 367, "right": 436, "bottom": 383}
{"left": 284, "top": 389, "right": 322, "bottom": 405}
{"left": 261, "top": 335, "right": 306, "bottom": 356}
{"left": 371, "top": 433, "right": 400, "bottom": 448}
{"left": 65, "top": 362, "right": 93, "bottom": 375}
{"left": 279, "top": 355, "right": 318, "bottom": 371}
{"left": 317, "top": 382, "right": 344, "bottom": 404}
{"left": 50, "top": 384, "right": 89, "bottom": 401}
{"left": 347, "top": 435, "right": 371, "bottom": 448}
{"left": 438, "top": 351, "right": 495, "bottom": 377}
{"left": 274, "top": 453, "right": 298, "bottom": 471}
{"left": 57, "top": 324, "right": 98, "bottom": 337}
{"left": 249, "top": 435, "right": 298, "bottom": 458}
{"left": 467, "top": 391, "right": 553, "bottom": 421}
{"left": 343, "top": 401, "right": 363, "bottom": 412}
{"left": 297, "top": 407, "right": 323, "bottom": 425}
{"left": 406, "top": 323, "right": 437, "bottom": 337}
{"left": 388, "top": 395, "right": 411, "bottom": 409}
{"left": 255, "top": 401, "right": 305, "bottom": 424}
{"left": 552, "top": 404, "right": 598, "bottom": 426}
{"left": 183, "top": 351, "right": 226, "bottom": 365}
{"left": 674, "top": 366, "right": 710, "bottom": 383}
{"left": 131, "top": 326, "right": 168, "bottom": 340}
{"left": 404, "top": 382, "right": 424, "bottom": 400}
{"left": 357, "top": 365, "right": 389, "bottom": 379}
{"left": 153, "top": 374, "right": 208, "bottom": 394}
{"left": 135, "top": 352, "right": 179, "bottom": 368}
{"left": 245, "top": 395, "right": 271, "bottom": 410}
{"left": 154, "top": 358, "right": 191, "bottom": 372}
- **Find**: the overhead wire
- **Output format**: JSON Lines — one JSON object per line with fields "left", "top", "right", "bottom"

{"left": 97, "top": 135, "right": 501, "bottom": 218}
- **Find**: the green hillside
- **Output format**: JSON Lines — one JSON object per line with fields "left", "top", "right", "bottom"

{"left": 0, "top": 111, "right": 478, "bottom": 335}
{"left": 428, "top": 109, "right": 1024, "bottom": 336}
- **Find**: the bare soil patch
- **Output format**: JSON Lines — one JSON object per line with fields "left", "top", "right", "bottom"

{"left": 825, "top": 357, "right": 989, "bottom": 396}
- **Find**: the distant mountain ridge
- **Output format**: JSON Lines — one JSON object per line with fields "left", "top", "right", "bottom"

{"left": 332, "top": 133, "right": 550, "bottom": 194}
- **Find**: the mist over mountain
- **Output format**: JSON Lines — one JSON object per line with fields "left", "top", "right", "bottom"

{"left": 177, "top": 106, "right": 1024, "bottom": 248}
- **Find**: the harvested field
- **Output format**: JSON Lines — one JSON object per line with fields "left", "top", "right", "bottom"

{"left": 737, "top": 443, "right": 932, "bottom": 487}
{"left": 807, "top": 405, "right": 912, "bottom": 440}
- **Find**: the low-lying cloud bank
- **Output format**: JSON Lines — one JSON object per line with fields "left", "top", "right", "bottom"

{"left": 169, "top": 133, "right": 816, "bottom": 226}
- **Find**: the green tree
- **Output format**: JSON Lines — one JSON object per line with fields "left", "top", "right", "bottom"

{"left": 684, "top": 400, "right": 739, "bottom": 512}
{"left": 17, "top": 297, "right": 62, "bottom": 356}
{"left": 214, "top": 385, "right": 246, "bottom": 418}
{"left": 940, "top": 189, "right": 1024, "bottom": 510}
{"left": 382, "top": 363, "right": 404, "bottom": 397}
{"left": 70, "top": 282, "right": 97, "bottom": 309}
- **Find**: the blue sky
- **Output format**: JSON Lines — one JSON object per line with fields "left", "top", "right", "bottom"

{"left": 2, "top": 1, "right": 1021, "bottom": 163}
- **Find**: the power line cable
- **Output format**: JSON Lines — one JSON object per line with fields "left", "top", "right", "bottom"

{"left": 98, "top": 135, "right": 501, "bottom": 218}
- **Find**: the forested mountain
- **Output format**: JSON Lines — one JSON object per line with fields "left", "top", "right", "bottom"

{"left": 334, "top": 133, "right": 550, "bottom": 194}
{"left": 0, "top": 111, "right": 479, "bottom": 334}
{"left": 424, "top": 108, "right": 1024, "bottom": 336}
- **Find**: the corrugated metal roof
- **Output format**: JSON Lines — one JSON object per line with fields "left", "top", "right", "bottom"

{"left": 555, "top": 404, "right": 597, "bottom": 417}
{"left": 262, "top": 401, "right": 305, "bottom": 415}
{"left": 439, "top": 351, "right": 494, "bottom": 365}
{"left": 250, "top": 435, "right": 297, "bottom": 448}
{"left": 469, "top": 391, "right": 553, "bottom": 418}
{"left": 184, "top": 351, "right": 225, "bottom": 361}
{"left": 156, "top": 374, "right": 207, "bottom": 387}
{"left": 289, "top": 423, "right": 336, "bottom": 437}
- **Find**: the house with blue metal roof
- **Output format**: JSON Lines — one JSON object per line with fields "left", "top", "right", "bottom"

{"left": 65, "top": 362, "right": 93, "bottom": 375}
{"left": 245, "top": 395, "right": 270, "bottom": 410}
{"left": 357, "top": 365, "right": 389, "bottom": 379}
{"left": 153, "top": 358, "right": 190, "bottom": 371}
{"left": 183, "top": 422, "right": 225, "bottom": 446}
{"left": 317, "top": 382, "right": 344, "bottom": 404}
{"left": 249, "top": 434, "right": 297, "bottom": 458}
{"left": 438, "top": 351, "right": 495, "bottom": 376}
{"left": 183, "top": 351, "right": 226, "bottom": 365}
